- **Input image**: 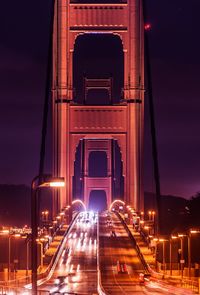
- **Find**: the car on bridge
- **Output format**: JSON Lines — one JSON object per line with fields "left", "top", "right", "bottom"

{"left": 54, "top": 275, "right": 68, "bottom": 286}
{"left": 139, "top": 272, "right": 151, "bottom": 284}
{"left": 117, "top": 261, "right": 128, "bottom": 274}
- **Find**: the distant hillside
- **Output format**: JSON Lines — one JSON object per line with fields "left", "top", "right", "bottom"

{"left": 0, "top": 185, "right": 197, "bottom": 233}
{"left": 0, "top": 184, "right": 30, "bottom": 227}
{"left": 144, "top": 192, "right": 190, "bottom": 234}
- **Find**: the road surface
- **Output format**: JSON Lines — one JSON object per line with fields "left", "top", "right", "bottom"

{"left": 99, "top": 212, "right": 192, "bottom": 295}
{"left": 39, "top": 211, "right": 98, "bottom": 294}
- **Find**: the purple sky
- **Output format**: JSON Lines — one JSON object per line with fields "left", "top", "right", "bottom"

{"left": 0, "top": 1, "right": 200, "bottom": 198}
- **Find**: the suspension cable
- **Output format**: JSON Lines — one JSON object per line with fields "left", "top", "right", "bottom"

{"left": 38, "top": 0, "right": 55, "bottom": 215}
{"left": 142, "top": 0, "right": 161, "bottom": 235}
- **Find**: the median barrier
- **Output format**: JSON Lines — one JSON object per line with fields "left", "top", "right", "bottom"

{"left": 97, "top": 213, "right": 107, "bottom": 295}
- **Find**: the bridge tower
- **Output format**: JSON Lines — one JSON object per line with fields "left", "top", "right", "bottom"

{"left": 52, "top": 0, "right": 144, "bottom": 214}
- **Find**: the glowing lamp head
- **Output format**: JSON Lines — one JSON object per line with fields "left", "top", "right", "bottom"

{"left": 159, "top": 238, "right": 165, "bottom": 242}
{"left": 1, "top": 229, "right": 10, "bottom": 235}
{"left": 39, "top": 176, "right": 65, "bottom": 188}
{"left": 178, "top": 234, "right": 185, "bottom": 238}
{"left": 190, "top": 230, "right": 200, "bottom": 234}
{"left": 49, "top": 181, "right": 65, "bottom": 187}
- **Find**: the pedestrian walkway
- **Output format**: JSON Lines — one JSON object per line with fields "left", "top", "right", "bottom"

{"left": 43, "top": 224, "right": 68, "bottom": 267}
{"left": 128, "top": 225, "right": 156, "bottom": 270}
{"left": 0, "top": 224, "right": 69, "bottom": 286}
{"left": 127, "top": 225, "right": 199, "bottom": 293}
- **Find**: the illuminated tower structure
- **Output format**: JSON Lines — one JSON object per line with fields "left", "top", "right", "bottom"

{"left": 52, "top": 0, "right": 144, "bottom": 214}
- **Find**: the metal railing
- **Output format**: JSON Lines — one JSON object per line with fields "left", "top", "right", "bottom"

{"left": 97, "top": 213, "right": 107, "bottom": 295}
{"left": 0, "top": 213, "right": 79, "bottom": 291}
{"left": 115, "top": 212, "right": 149, "bottom": 273}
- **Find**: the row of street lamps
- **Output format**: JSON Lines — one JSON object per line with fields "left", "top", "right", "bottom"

{"left": 0, "top": 228, "right": 52, "bottom": 281}
{"left": 113, "top": 203, "right": 200, "bottom": 279}
{"left": 150, "top": 231, "right": 200, "bottom": 278}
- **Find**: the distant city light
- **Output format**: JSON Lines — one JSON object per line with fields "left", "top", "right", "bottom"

{"left": 144, "top": 23, "right": 152, "bottom": 31}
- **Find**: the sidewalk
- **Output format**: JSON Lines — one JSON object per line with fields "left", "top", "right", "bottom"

{"left": 128, "top": 225, "right": 156, "bottom": 269}
{"left": 43, "top": 224, "right": 68, "bottom": 267}
{"left": 127, "top": 225, "right": 199, "bottom": 293}
{"left": 0, "top": 224, "right": 69, "bottom": 286}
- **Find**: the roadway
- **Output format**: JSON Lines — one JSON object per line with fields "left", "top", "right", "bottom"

{"left": 35, "top": 210, "right": 194, "bottom": 295}
{"left": 39, "top": 211, "right": 98, "bottom": 294}
{"left": 99, "top": 212, "right": 192, "bottom": 295}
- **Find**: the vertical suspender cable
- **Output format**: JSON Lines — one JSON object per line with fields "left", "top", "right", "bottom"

{"left": 142, "top": 0, "right": 161, "bottom": 235}
{"left": 38, "top": 0, "right": 55, "bottom": 214}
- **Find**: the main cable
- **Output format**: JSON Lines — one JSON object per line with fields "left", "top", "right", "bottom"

{"left": 142, "top": 0, "right": 161, "bottom": 234}
{"left": 38, "top": 0, "right": 55, "bottom": 217}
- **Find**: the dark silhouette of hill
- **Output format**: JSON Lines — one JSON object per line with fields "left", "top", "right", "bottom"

{"left": 0, "top": 184, "right": 30, "bottom": 227}
{"left": 144, "top": 192, "right": 190, "bottom": 234}
{"left": 0, "top": 185, "right": 199, "bottom": 233}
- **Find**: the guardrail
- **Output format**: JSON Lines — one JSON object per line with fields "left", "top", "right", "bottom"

{"left": 115, "top": 212, "right": 200, "bottom": 294}
{"left": 0, "top": 213, "right": 79, "bottom": 291}
{"left": 97, "top": 213, "right": 107, "bottom": 295}
{"left": 37, "top": 212, "right": 79, "bottom": 285}
{"left": 114, "top": 212, "right": 149, "bottom": 274}
{"left": 181, "top": 278, "right": 199, "bottom": 293}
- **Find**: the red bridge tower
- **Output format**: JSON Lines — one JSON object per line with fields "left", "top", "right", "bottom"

{"left": 52, "top": 0, "right": 144, "bottom": 213}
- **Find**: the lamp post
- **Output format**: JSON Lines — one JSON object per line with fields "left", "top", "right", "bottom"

{"left": 153, "top": 238, "right": 159, "bottom": 271}
{"left": 36, "top": 238, "right": 45, "bottom": 269}
{"left": 159, "top": 239, "right": 167, "bottom": 274}
{"left": 0, "top": 230, "right": 21, "bottom": 281}
{"left": 144, "top": 226, "right": 150, "bottom": 245}
{"left": 188, "top": 230, "right": 200, "bottom": 278}
{"left": 152, "top": 211, "right": 156, "bottom": 234}
{"left": 170, "top": 235, "right": 178, "bottom": 276}
{"left": 31, "top": 175, "right": 65, "bottom": 295}
{"left": 24, "top": 235, "right": 31, "bottom": 277}
{"left": 148, "top": 211, "right": 152, "bottom": 221}
{"left": 178, "top": 234, "right": 186, "bottom": 278}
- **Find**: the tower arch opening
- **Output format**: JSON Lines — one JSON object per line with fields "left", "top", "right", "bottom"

{"left": 73, "top": 140, "right": 83, "bottom": 201}
{"left": 72, "top": 139, "right": 124, "bottom": 205}
{"left": 73, "top": 33, "right": 124, "bottom": 104}
{"left": 112, "top": 140, "right": 124, "bottom": 201}
{"left": 88, "top": 190, "right": 107, "bottom": 212}
{"left": 88, "top": 151, "right": 107, "bottom": 177}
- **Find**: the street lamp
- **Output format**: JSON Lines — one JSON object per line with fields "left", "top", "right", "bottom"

{"left": 31, "top": 175, "right": 65, "bottom": 295}
{"left": 152, "top": 211, "right": 156, "bottom": 234}
{"left": 41, "top": 210, "right": 49, "bottom": 222}
{"left": 144, "top": 226, "right": 151, "bottom": 244}
{"left": 169, "top": 235, "right": 178, "bottom": 276}
{"left": 152, "top": 211, "right": 155, "bottom": 221}
{"left": 36, "top": 238, "right": 46, "bottom": 269}
{"left": 21, "top": 234, "right": 32, "bottom": 277}
{"left": 178, "top": 234, "right": 186, "bottom": 278}
{"left": 188, "top": 229, "right": 200, "bottom": 278}
{"left": 0, "top": 230, "right": 21, "bottom": 281}
{"left": 153, "top": 238, "right": 159, "bottom": 271}
{"left": 148, "top": 211, "right": 152, "bottom": 220}
{"left": 159, "top": 238, "right": 167, "bottom": 274}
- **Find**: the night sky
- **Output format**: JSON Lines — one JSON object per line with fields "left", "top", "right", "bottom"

{"left": 0, "top": 1, "right": 200, "bottom": 198}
